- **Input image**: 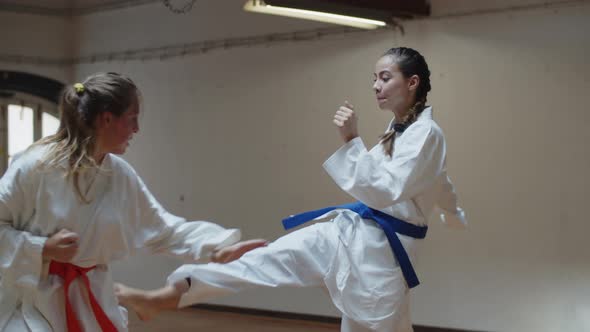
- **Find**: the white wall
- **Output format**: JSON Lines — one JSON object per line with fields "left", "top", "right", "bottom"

{"left": 73, "top": 0, "right": 351, "bottom": 317}
{"left": 403, "top": 3, "right": 590, "bottom": 332}
{"left": 0, "top": 11, "right": 72, "bottom": 83}
{"left": 2, "top": 0, "right": 589, "bottom": 331}
{"left": 74, "top": 2, "right": 590, "bottom": 330}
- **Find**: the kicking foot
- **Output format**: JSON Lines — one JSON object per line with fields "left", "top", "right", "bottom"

{"left": 114, "top": 282, "right": 162, "bottom": 321}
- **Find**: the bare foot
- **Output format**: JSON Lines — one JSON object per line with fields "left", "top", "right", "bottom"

{"left": 114, "top": 283, "right": 162, "bottom": 321}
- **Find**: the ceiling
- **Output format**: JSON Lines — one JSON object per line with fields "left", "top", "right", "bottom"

{"left": 0, "top": 0, "right": 431, "bottom": 17}
{"left": 0, "top": 0, "right": 160, "bottom": 14}
{"left": 0, "top": 0, "right": 153, "bottom": 10}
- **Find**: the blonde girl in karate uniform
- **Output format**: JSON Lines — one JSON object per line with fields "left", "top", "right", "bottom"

{"left": 116, "top": 47, "right": 467, "bottom": 332}
{"left": 0, "top": 72, "right": 266, "bottom": 332}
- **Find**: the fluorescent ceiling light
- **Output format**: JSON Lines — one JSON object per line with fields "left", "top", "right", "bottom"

{"left": 243, "top": 0, "right": 387, "bottom": 30}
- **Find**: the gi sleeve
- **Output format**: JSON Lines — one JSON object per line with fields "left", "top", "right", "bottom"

{"left": 435, "top": 174, "right": 467, "bottom": 229}
{"left": 0, "top": 156, "right": 47, "bottom": 289}
{"left": 128, "top": 171, "right": 241, "bottom": 263}
{"left": 323, "top": 121, "right": 446, "bottom": 210}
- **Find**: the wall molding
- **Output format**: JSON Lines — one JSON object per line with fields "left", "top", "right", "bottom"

{"left": 0, "top": 26, "right": 384, "bottom": 66}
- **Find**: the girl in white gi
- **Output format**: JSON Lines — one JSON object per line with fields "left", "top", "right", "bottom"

{"left": 0, "top": 72, "right": 267, "bottom": 332}
{"left": 115, "top": 47, "right": 467, "bottom": 332}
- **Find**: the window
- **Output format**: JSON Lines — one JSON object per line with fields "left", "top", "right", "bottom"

{"left": 42, "top": 111, "right": 60, "bottom": 138}
{"left": 0, "top": 93, "right": 59, "bottom": 175}
{"left": 7, "top": 105, "right": 34, "bottom": 165}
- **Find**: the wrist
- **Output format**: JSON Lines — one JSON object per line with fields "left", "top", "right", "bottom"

{"left": 42, "top": 243, "right": 53, "bottom": 261}
{"left": 344, "top": 134, "right": 358, "bottom": 143}
{"left": 210, "top": 250, "right": 220, "bottom": 263}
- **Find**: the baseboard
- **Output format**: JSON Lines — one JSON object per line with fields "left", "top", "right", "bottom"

{"left": 193, "top": 303, "right": 340, "bottom": 324}
{"left": 191, "top": 303, "right": 484, "bottom": 332}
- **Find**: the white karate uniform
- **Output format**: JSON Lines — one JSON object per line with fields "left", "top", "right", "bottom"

{"left": 168, "top": 107, "right": 467, "bottom": 332}
{"left": 0, "top": 145, "right": 241, "bottom": 331}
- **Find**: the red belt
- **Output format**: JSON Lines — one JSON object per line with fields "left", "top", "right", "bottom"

{"left": 49, "top": 261, "right": 118, "bottom": 332}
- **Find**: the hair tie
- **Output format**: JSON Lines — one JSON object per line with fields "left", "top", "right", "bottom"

{"left": 393, "top": 123, "right": 408, "bottom": 133}
{"left": 73, "top": 83, "right": 85, "bottom": 94}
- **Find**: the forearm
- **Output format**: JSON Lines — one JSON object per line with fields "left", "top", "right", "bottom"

{"left": 142, "top": 218, "right": 242, "bottom": 263}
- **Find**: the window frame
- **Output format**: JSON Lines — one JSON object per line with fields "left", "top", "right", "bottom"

{"left": 0, "top": 91, "right": 59, "bottom": 174}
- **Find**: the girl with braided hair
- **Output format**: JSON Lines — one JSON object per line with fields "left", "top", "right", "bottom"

{"left": 116, "top": 47, "right": 467, "bottom": 332}
{"left": 0, "top": 72, "right": 267, "bottom": 332}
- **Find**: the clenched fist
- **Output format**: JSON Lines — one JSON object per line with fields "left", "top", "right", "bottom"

{"left": 333, "top": 101, "right": 359, "bottom": 143}
{"left": 42, "top": 229, "right": 79, "bottom": 263}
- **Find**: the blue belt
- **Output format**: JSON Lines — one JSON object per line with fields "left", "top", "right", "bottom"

{"left": 282, "top": 202, "right": 427, "bottom": 289}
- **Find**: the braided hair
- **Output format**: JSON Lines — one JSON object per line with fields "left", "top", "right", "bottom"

{"left": 379, "top": 47, "right": 431, "bottom": 156}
